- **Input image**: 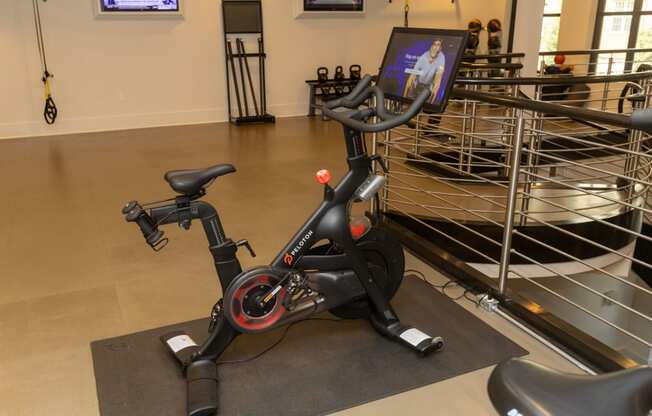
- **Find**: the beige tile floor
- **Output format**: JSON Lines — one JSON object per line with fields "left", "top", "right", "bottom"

{"left": 0, "top": 118, "right": 577, "bottom": 416}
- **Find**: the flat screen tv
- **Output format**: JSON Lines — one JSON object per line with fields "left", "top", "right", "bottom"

{"left": 377, "top": 28, "right": 468, "bottom": 113}
{"left": 303, "top": 0, "right": 363, "bottom": 12}
{"left": 96, "top": 0, "right": 182, "bottom": 15}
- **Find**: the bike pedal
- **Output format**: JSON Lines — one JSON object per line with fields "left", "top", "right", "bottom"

{"left": 397, "top": 327, "right": 444, "bottom": 356}
{"left": 161, "top": 331, "right": 200, "bottom": 367}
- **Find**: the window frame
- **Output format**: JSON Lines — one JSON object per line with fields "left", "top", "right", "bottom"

{"left": 591, "top": 0, "right": 651, "bottom": 73}
{"left": 539, "top": 1, "right": 563, "bottom": 66}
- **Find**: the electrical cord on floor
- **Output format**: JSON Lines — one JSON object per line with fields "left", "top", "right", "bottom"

{"left": 216, "top": 317, "right": 350, "bottom": 366}
{"left": 405, "top": 268, "right": 480, "bottom": 306}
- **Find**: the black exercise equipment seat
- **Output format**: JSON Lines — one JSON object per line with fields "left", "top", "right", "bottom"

{"left": 164, "top": 164, "right": 236, "bottom": 195}
{"left": 488, "top": 358, "right": 652, "bottom": 416}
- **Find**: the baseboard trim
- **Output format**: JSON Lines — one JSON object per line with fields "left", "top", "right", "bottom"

{"left": 0, "top": 101, "right": 309, "bottom": 140}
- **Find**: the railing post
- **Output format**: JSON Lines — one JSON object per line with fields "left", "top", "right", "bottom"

{"left": 467, "top": 99, "right": 478, "bottom": 173}
{"left": 502, "top": 82, "right": 520, "bottom": 177}
{"left": 498, "top": 113, "right": 525, "bottom": 295}
{"left": 602, "top": 55, "right": 614, "bottom": 110}
{"left": 625, "top": 80, "right": 651, "bottom": 202}
{"left": 519, "top": 87, "right": 544, "bottom": 227}
{"left": 466, "top": 73, "right": 480, "bottom": 173}
{"left": 459, "top": 97, "right": 469, "bottom": 171}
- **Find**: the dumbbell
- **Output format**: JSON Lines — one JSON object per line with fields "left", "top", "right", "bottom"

{"left": 317, "top": 67, "right": 329, "bottom": 83}
{"left": 349, "top": 64, "right": 361, "bottom": 81}
{"left": 334, "top": 65, "right": 345, "bottom": 81}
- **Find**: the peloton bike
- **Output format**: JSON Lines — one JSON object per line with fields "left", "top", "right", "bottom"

{"left": 122, "top": 28, "right": 468, "bottom": 416}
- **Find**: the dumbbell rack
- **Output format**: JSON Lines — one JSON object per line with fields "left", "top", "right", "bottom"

{"left": 305, "top": 65, "right": 362, "bottom": 117}
{"left": 222, "top": 0, "right": 275, "bottom": 125}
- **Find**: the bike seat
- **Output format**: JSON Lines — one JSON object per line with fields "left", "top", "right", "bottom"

{"left": 164, "top": 164, "right": 236, "bottom": 195}
{"left": 488, "top": 358, "right": 652, "bottom": 416}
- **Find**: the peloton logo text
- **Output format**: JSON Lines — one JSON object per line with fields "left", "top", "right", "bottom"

{"left": 284, "top": 230, "right": 314, "bottom": 266}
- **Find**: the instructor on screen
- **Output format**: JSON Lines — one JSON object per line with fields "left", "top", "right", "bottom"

{"left": 402, "top": 39, "right": 446, "bottom": 104}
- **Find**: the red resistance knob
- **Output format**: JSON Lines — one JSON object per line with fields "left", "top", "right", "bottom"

{"left": 315, "top": 169, "right": 332, "bottom": 185}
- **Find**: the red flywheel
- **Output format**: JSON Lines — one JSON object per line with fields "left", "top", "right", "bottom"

{"left": 226, "top": 271, "right": 287, "bottom": 333}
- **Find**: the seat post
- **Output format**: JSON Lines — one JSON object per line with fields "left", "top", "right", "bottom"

{"left": 193, "top": 201, "right": 227, "bottom": 246}
{"left": 192, "top": 201, "right": 243, "bottom": 289}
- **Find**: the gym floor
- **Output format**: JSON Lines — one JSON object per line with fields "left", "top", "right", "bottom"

{"left": 0, "top": 117, "right": 577, "bottom": 415}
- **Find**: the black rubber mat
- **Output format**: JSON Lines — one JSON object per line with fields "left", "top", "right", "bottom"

{"left": 91, "top": 276, "right": 527, "bottom": 416}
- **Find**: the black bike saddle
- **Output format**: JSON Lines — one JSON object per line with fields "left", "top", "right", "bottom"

{"left": 488, "top": 358, "right": 652, "bottom": 416}
{"left": 164, "top": 164, "right": 236, "bottom": 195}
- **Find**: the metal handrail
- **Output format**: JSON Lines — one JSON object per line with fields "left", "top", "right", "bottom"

{"left": 456, "top": 72, "right": 652, "bottom": 86}
{"left": 459, "top": 62, "right": 523, "bottom": 70}
{"left": 465, "top": 52, "right": 526, "bottom": 60}
{"left": 451, "top": 88, "right": 632, "bottom": 128}
{"left": 539, "top": 48, "right": 652, "bottom": 56}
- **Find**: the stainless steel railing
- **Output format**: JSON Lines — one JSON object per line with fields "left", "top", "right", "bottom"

{"left": 377, "top": 71, "right": 652, "bottom": 366}
{"left": 538, "top": 47, "right": 652, "bottom": 112}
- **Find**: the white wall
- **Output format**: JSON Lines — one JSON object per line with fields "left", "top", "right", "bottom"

{"left": 557, "top": 0, "right": 598, "bottom": 52}
{"left": 557, "top": 0, "right": 598, "bottom": 74}
{"left": 1, "top": 2, "right": 37, "bottom": 132}
{"left": 1, "top": 0, "right": 509, "bottom": 139}
{"left": 512, "top": 0, "right": 545, "bottom": 78}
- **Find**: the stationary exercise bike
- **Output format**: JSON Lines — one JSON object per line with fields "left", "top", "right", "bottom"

{"left": 122, "top": 75, "right": 442, "bottom": 416}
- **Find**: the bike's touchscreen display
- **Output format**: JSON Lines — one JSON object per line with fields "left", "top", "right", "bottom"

{"left": 377, "top": 28, "right": 468, "bottom": 113}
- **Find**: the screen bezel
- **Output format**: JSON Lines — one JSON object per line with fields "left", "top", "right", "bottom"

{"left": 95, "top": 0, "right": 184, "bottom": 17}
{"left": 303, "top": 0, "right": 363, "bottom": 12}
{"left": 377, "top": 27, "right": 468, "bottom": 114}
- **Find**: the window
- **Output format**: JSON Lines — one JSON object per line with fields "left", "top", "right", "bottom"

{"left": 593, "top": 0, "right": 652, "bottom": 74}
{"left": 539, "top": 0, "right": 563, "bottom": 66}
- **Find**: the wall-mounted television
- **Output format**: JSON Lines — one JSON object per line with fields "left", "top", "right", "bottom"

{"left": 95, "top": 0, "right": 184, "bottom": 17}
{"left": 303, "top": 0, "right": 364, "bottom": 12}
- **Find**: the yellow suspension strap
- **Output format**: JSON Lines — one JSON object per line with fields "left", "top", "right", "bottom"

{"left": 404, "top": 0, "right": 410, "bottom": 27}
{"left": 32, "top": 0, "right": 58, "bottom": 125}
{"left": 42, "top": 71, "right": 57, "bottom": 124}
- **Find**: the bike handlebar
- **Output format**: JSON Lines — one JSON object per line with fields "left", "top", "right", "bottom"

{"left": 122, "top": 201, "right": 168, "bottom": 251}
{"left": 324, "top": 74, "right": 375, "bottom": 110}
{"left": 322, "top": 74, "right": 432, "bottom": 133}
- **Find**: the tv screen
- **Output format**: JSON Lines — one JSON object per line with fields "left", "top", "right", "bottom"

{"left": 377, "top": 28, "right": 468, "bottom": 113}
{"left": 304, "top": 0, "right": 363, "bottom": 12}
{"left": 100, "top": 0, "right": 180, "bottom": 12}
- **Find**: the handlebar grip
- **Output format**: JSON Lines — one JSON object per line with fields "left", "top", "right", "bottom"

{"left": 324, "top": 74, "right": 374, "bottom": 110}
{"left": 123, "top": 201, "right": 167, "bottom": 250}
{"left": 631, "top": 109, "right": 652, "bottom": 134}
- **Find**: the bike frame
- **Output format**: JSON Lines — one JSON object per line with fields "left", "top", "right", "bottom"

{"left": 148, "top": 125, "right": 400, "bottom": 333}
{"left": 274, "top": 126, "right": 371, "bottom": 270}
